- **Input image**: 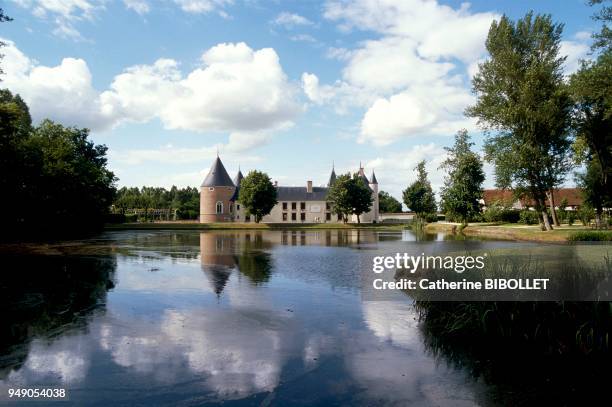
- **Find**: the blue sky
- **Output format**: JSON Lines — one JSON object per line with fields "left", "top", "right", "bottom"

{"left": 0, "top": 0, "right": 599, "bottom": 201}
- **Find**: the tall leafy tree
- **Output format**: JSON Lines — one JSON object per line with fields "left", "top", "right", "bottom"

{"left": 238, "top": 170, "right": 277, "bottom": 223}
{"left": 568, "top": 2, "right": 612, "bottom": 228}
{"left": 439, "top": 130, "right": 485, "bottom": 225}
{"left": 466, "top": 13, "right": 573, "bottom": 231}
{"left": 378, "top": 191, "right": 403, "bottom": 213}
{"left": 28, "top": 120, "right": 117, "bottom": 233}
{"left": 327, "top": 173, "right": 352, "bottom": 223}
{"left": 350, "top": 173, "right": 374, "bottom": 224}
{"left": 327, "top": 173, "right": 374, "bottom": 223}
{"left": 403, "top": 161, "right": 437, "bottom": 220}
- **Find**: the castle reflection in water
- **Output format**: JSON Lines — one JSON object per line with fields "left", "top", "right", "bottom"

{"left": 199, "top": 230, "right": 380, "bottom": 296}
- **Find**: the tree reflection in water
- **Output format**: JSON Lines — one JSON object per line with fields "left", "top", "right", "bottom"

{"left": 0, "top": 255, "right": 116, "bottom": 379}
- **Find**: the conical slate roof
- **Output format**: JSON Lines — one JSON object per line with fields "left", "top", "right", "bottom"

{"left": 328, "top": 166, "right": 337, "bottom": 186}
{"left": 233, "top": 169, "right": 244, "bottom": 187}
{"left": 201, "top": 157, "right": 235, "bottom": 187}
{"left": 371, "top": 170, "right": 378, "bottom": 184}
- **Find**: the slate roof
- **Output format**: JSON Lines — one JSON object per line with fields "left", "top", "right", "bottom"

{"left": 201, "top": 157, "right": 235, "bottom": 187}
{"left": 276, "top": 186, "right": 329, "bottom": 201}
{"left": 371, "top": 171, "right": 378, "bottom": 184}
{"left": 233, "top": 170, "right": 244, "bottom": 187}
{"left": 328, "top": 168, "right": 337, "bottom": 186}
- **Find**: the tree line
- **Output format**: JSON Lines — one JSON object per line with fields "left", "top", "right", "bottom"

{"left": 113, "top": 186, "right": 200, "bottom": 221}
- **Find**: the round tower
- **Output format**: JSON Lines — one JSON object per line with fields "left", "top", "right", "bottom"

{"left": 200, "top": 156, "right": 236, "bottom": 223}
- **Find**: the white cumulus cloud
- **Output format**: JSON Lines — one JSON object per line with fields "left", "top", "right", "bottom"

{"left": 314, "top": 0, "right": 499, "bottom": 145}
{"left": 2, "top": 39, "right": 302, "bottom": 135}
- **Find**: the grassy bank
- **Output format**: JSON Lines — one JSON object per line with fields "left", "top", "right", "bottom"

{"left": 105, "top": 221, "right": 408, "bottom": 231}
{"left": 425, "top": 222, "right": 611, "bottom": 242}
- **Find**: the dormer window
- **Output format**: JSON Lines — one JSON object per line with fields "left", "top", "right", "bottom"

{"left": 209, "top": 187, "right": 214, "bottom": 191}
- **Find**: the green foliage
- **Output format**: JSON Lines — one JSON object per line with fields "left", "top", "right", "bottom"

{"left": 403, "top": 160, "right": 437, "bottom": 220}
{"left": 326, "top": 173, "right": 374, "bottom": 223}
{"left": 439, "top": 130, "right": 485, "bottom": 224}
{"left": 557, "top": 197, "right": 569, "bottom": 222}
{"left": 1, "top": 91, "right": 116, "bottom": 238}
{"left": 577, "top": 206, "right": 596, "bottom": 226}
{"left": 467, "top": 12, "right": 573, "bottom": 231}
{"left": 378, "top": 190, "right": 402, "bottom": 213}
{"left": 589, "top": 0, "right": 612, "bottom": 52}
{"left": 483, "top": 204, "right": 520, "bottom": 223}
{"left": 569, "top": 51, "right": 612, "bottom": 219}
{"left": 519, "top": 210, "right": 540, "bottom": 225}
{"left": 350, "top": 173, "right": 374, "bottom": 223}
{"left": 568, "top": 230, "right": 612, "bottom": 241}
{"left": 113, "top": 186, "right": 200, "bottom": 220}
{"left": 238, "top": 170, "right": 277, "bottom": 223}
{"left": 567, "top": 211, "right": 576, "bottom": 226}
{"left": 327, "top": 173, "right": 352, "bottom": 222}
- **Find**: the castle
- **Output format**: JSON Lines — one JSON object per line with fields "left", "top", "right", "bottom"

{"left": 199, "top": 156, "right": 380, "bottom": 223}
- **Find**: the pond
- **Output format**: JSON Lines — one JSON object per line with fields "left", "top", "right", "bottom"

{"left": 0, "top": 230, "right": 609, "bottom": 406}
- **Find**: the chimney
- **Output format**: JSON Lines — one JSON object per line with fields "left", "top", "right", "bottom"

{"left": 274, "top": 180, "right": 278, "bottom": 187}
{"left": 307, "top": 180, "right": 313, "bottom": 193}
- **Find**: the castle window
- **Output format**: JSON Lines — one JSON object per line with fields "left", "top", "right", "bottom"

{"left": 326, "top": 212, "right": 331, "bottom": 221}
{"left": 229, "top": 203, "right": 234, "bottom": 213}
{"left": 326, "top": 202, "right": 330, "bottom": 210}
{"left": 282, "top": 202, "right": 287, "bottom": 210}
{"left": 246, "top": 215, "right": 251, "bottom": 222}
{"left": 291, "top": 202, "right": 297, "bottom": 210}
{"left": 300, "top": 202, "right": 306, "bottom": 211}
{"left": 216, "top": 201, "right": 223, "bottom": 214}
{"left": 282, "top": 213, "right": 287, "bottom": 221}
{"left": 237, "top": 204, "right": 240, "bottom": 210}
{"left": 300, "top": 213, "right": 306, "bottom": 221}
{"left": 291, "top": 213, "right": 296, "bottom": 221}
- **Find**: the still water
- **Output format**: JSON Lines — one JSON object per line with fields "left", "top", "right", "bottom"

{"left": 0, "top": 230, "right": 606, "bottom": 406}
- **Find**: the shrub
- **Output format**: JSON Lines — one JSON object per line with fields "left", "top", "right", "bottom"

{"left": 125, "top": 213, "right": 137, "bottom": 223}
{"left": 567, "top": 211, "right": 576, "bottom": 226}
{"left": 568, "top": 231, "right": 612, "bottom": 241}
{"left": 423, "top": 213, "right": 439, "bottom": 223}
{"left": 577, "top": 206, "right": 595, "bottom": 226}
{"left": 519, "top": 210, "right": 539, "bottom": 225}
{"left": 483, "top": 205, "right": 520, "bottom": 223}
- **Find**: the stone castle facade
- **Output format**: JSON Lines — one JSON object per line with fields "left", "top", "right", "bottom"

{"left": 199, "top": 156, "right": 380, "bottom": 223}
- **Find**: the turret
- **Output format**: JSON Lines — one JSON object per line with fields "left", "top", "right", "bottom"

{"left": 328, "top": 164, "right": 337, "bottom": 187}
{"left": 200, "top": 156, "right": 236, "bottom": 223}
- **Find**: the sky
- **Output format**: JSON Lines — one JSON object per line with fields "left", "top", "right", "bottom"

{"left": 0, "top": 0, "right": 600, "bottom": 202}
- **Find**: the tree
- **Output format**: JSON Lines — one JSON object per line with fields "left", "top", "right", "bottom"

{"left": 589, "top": 0, "right": 611, "bottom": 52}
{"left": 569, "top": 3, "right": 612, "bottom": 228}
{"left": 350, "top": 173, "right": 374, "bottom": 224}
{"left": 238, "top": 170, "right": 277, "bottom": 223}
{"left": 378, "top": 191, "right": 403, "bottom": 213}
{"left": 403, "top": 161, "right": 437, "bottom": 220}
{"left": 327, "top": 173, "right": 374, "bottom": 223}
{"left": 28, "top": 120, "right": 117, "bottom": 233}
{"left": 327, "top": 173, "right": 352, "bottom": 223}
{"left": 439, "top": 130, "right": 485, "bottom": 225}
{"left": 466, "top": 13, "right": 573, "bottom": 231}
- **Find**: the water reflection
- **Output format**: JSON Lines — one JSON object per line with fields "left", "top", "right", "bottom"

{"left": 0, "top": 255, "right": 116, "bottom": 380}
{"left": 1, "top": 230, "right": 604, "bottom": 405}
